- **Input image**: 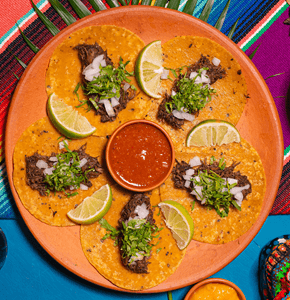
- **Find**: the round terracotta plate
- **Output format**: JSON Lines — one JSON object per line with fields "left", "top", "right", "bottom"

{"left": 5, "top": 6, "right": 283, "bottom": 293}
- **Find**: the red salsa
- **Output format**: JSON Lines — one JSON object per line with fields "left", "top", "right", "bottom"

{"left": 109, "top": 123, "right": 172, "bottom": 189}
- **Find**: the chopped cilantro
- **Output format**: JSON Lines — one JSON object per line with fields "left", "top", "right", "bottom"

{"left": 156, "top": 248, "right": 162, "bottom": 254}
{"left": 74, "top": 83, "right": 91, "bottom": 112}
{"left": 99, "top": 218, "right": 120, "bottom": 245}
{"left": 191, "top": 200, "right": 195, "bottom": 211}
{"left": 218, "top": 157, "right": 226, "bottom": 170}
{"left": 192, "top": 166, "right": 239, "bottom": 218}
{"left": 44, "top": 147, "right": 94, "bottom": 198}
{"left": 130, "top": 84, "right": 137, "bottom": 91}
{"left": 99, "top": 218, "right": 162, "bottom": 259}
{"left": 89, "top": 98, "right": 99, "bottom": 110}
{"left": 165, "top": 68, "right": 216, "bottom": 114}
{"left": 85, "top": 57, "right": 133, "bottom": 106}
{"left": 120, "top": 219, "right": 160, "bottom": 259}
{"left": 170, "top": 68, "right": 178, "bottom": 78}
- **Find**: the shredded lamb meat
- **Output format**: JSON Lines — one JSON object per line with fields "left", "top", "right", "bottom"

{"left": 25, "top": 145, "right": 103, "bottom": 196}
{"left": 118, "top": 194, "right": 155, "bottom": 274}
{"left": 158, "top": 55, "right": 226, "bottom": 128}
{"left": 74, "top": 43, "right": 136, "bottom": 123}
{"left": 172, "top": 158, "right": 251, "bottom": 199}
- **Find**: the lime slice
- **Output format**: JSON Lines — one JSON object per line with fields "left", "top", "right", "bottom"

{"left": 158, "top": 200, "right": 194, "bottom": 250}
{"left": 67, "top": 184, "right": 112, "bottom": 224}
{"left": 186, "top": 119, "right": 241, "bottom": 147}
{"left": 135, "top": 40, "right": 163, "bottom": 98}
{"left": 47, "top": 93, "right": 96, "bottom": 139}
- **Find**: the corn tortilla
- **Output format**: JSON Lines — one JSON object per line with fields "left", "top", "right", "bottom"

{"left": 46, "top": 25, "right": 151, "bottom": 137}
{"left": 145, "top": 36, "right": 248, "bottom": 149}
{"left": 160, "top": 139, "right": 266, "bottom": 244}
{"left": 80, "top": 186, "right": 186, "bottom": 290}
{"left": 13, "top": 117, "right": 113, "bottom": 226}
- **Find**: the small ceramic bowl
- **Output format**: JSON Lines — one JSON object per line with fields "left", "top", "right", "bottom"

{"left": 184, "top": 278, "right": 246, "bottom": 300}
{"left": 106, "top": 119, "right": 175, "bottom": 192}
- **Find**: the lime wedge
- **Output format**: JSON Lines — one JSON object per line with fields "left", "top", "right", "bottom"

{"left": 47, "top": 93, "right": 96, "bottom": 139}
{"left": 158, "top": 200, "right": 194, "bottom": 250}
{"left": 186, "top": 119, "right": 241, "bottom": 147}
{"left": 135, "top": 40, "right": 163, "bottom": 98}
{"left": 67, "top": 184, "right": 112, "bottom": 225}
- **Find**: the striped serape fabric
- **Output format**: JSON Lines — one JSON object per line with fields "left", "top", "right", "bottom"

{"left": 0, "top": 0, "right": 289, "bottom": 218}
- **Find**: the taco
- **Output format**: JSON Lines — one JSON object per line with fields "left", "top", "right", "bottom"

{"left": 160, "top": 139, "right": 266, "bottom": 244}
{"left": 80, "top": 186, "right": 185, "bottom": 290}
{"left": 13, "top": 117, "right": 113, "bottom": 226}
{"left": 145, "top": 36, "right": 248, "bottom": 149}
{"left": 46, "top": 25, "right": 151, "bottom": 137}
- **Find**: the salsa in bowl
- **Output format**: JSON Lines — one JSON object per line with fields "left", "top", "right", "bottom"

{"left": 106, "top": 119, "right": 175, "bottom": 192}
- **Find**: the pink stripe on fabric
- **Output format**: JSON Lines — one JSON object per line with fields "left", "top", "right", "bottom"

{"left": 284, "top": 155, "right": 290, "bottom": 166}
{"left": 237, "top": 0, "right": 286, "bottom": 48}
{"left": 0, "top": 2, "right": 51, "bottom": 54}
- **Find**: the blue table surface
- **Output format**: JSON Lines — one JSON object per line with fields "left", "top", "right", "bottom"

{"left": 0, "top": 214, "right": 287, "bottom": 300}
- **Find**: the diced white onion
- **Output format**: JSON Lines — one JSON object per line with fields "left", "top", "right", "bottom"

{"left": 134, "top": 203, "right": 149, "bottom": 219}
{"left": 43, "top": 167, "right": 54, "bottom": 175}
{"left": 82, "top": 54, "right": 106, "bottom": 81}
{"left": 154, "top": 67, "right": 164, "bottom": 74}
{"left": 69, "top": 186, "right": 76, "bottom": 191}
{"left": 80, "top": 184, "right": 89, "bottom": 191}
{"left": 110, "top": 97, "right": 120, "bottom": 108}
{"left": 100, "top": 59, "right": 106, "bottom": 67}
{"left": 98, "top": 99, "right": 108, "bottom": 104}
{"left": 49, "top": 157, "right": 58, "bottom": 162}
{"left": 129, "top": 252, "right": 144, "bottom": 263}
{"left": 190, "top": 186, "right": 203, "bottom": 200}
{"left": 189, "top": 156, "right": 202, "bottom": 167}
{"left": 227, "top": 178, "right": 238, "bottom": 185}
{"left": 183, "top": 175, "right": 193, "bottom": 181}
{"left": 230, "top": 184, "right": 250, "bottom": 195}
{"left": 194, "top": 76, "right": 203, "bottom": 84}
{"left": 79, "top": 158, "right": 88, "bottom": 168}
{"left": 36, "top": 160, "right": 48, "bottom": 169}
{"left": 83, "top": 66, "right": 100, "bottom": 76}
{"left": 161, "top": 69, "right": 170, "bottom": 79}
{"left": 172, "top": 110, "right": 184, "bottom": 119}
{"left": 182, "top": 112, "right": 195, "bottom": 121}
{"left": 212, "top": 57, "right": 221, "bottom": 66}
{"left": 185, "top": 169, "right": 195, "bottom": 176}
{"left": 193, "top": 176, "right": 201, "bottom": 183}
{"left": 184, "top": 180, "right": 191, "bottom": 188}
{"left": 234, "top": 192, "right": 244, "bottom": 202}
{"left": 201, "top": 74, "right": 210, "bottom": 84}
{"left": 123, "top": 82, "right": 130, "bottom": 91}
{"left": 189, "top": 71, "right": 198, "bottom": 80}
{"left": 171, "top": 90, "right": 177, "bottom": 96}
{"left": 201, "top": 69, "right": 207, "bottom": 76}
{"left": 221, "top": 187, "right": 228, "bottom": 193}
{"left": 85, "top": 73, "right": 99, "bottom": 82}
{"left": 59, "top": 140, "right": 69, "bottom": 150}
{"left": 92, "top": 54, "right": 104, "bottom": 69}
{"left": 103, "top": 100, "right": 115, "bottom": 117}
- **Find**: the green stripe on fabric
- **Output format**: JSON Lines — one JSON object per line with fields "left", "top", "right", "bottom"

{"left": 0, "top": 0, "right": 48, "bottom": 45}
{"left": 241, "top": 3, "right": 288, "bottom": 51}
{"left": 284, "top": 144, "right": 290, "bottom": 157}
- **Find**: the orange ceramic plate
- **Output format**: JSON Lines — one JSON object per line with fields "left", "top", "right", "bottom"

{"left": 5, "top": 6, "right": 283, "bottom": 293}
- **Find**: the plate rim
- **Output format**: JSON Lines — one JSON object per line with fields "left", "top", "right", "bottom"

{"left": 5, "top": 5, "right": 284, "bottom": 293}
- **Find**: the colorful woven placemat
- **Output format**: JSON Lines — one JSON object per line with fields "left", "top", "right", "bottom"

{"left": 0, "top": 0, "right": 289, "bottom": 218}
